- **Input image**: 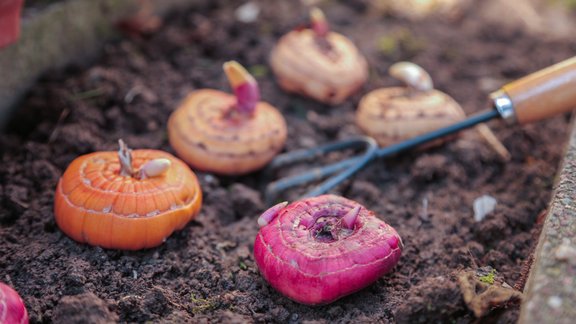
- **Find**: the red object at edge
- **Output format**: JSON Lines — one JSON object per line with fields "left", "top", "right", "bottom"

{"left": 0, "top": 0, "right": 24, "bottom": 49}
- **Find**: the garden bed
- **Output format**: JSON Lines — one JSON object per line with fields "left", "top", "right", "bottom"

{"left": 1, "top": 0, "right": 575, "bottom": 322}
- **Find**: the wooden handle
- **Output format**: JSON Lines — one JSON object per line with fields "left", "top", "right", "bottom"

{"left": 500, "top": 56, "right": 576, "bottom": 124}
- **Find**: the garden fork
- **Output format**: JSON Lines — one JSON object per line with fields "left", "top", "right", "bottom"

{"left": 265, "top": 56, "right": 576, "bottom": 204}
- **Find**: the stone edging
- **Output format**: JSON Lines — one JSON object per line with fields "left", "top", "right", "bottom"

{"left": 520, "top": 117, "right": 576, "bottom": 323}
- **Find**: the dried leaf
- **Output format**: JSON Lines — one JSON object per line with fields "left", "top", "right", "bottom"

{"left": 457, "top": 267, "right": 522, "bottom": 318}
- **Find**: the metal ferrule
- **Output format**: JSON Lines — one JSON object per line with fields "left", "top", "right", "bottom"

{"left": 490, "top": 90, "right": 516, "bottom": 123}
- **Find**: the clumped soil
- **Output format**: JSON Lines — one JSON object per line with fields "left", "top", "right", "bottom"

{"left": 1, "top": 0, "right": 575, "bottom": 323}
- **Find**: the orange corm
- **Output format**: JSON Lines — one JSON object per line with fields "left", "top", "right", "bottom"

{"left": 168, "top": 61, "right": 287, "bottom": 175}
{"left": 54, "top": 140, "right": 202, "bottom": 250}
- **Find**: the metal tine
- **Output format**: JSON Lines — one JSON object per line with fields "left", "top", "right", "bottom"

{"left": 266, "top": 156, "right": 362, "bottom": 194}
{"left": 265, "top": 136, "right": 377, "bottom": 203}
{"left": 266, "top": 137, "right": 375, "bottom": 170}
{"left": 299, "top": 137, "right": 377, "bottom": 199}
{"left": 264, "top": 109, "right": 502, "bottom": 204}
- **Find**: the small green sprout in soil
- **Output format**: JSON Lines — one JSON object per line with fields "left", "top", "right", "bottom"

{"left": 478, "top": 268, "right": 497, "bottom": 285}
{"left": 239, "top": 261, "right": 248, "bottom": 271}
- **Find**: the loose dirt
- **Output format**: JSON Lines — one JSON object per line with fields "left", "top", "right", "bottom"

{"left": 1, "top": 0, "right": 575, "bottom": 322}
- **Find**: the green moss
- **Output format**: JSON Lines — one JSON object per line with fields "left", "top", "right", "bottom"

{"left": 376, "top": 28, "right": 427, "bottom": 58}
{"left": 396, "top": 29, "right": 427, "bottom": 56}
{"left": 190, "top": 294, "right": 217, "bottom": 313}
{"left": 249, "top": 64, "right": 268, "bottom": 78}
{"left": 377, "top": 35, "right": 398, "bottom": 56}
{"left": 479, "top": 268, "right": 497, "bottom": 285}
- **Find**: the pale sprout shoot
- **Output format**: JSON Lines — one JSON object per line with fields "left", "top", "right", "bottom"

{"left": 223, "top": 60, "right": 260, "bottom": 114}
{"left": 258, "top": 201, "right": 288, "bottom": 227}
{"left": 310, "top": 7, "right": 329, "bottom": 37}
{"left": 341, "top": 206, "right": 361, "bottom": 229}
{"left": 388, "top": 61, "right": 433, "bottom": 92}
{"left": 224, "top": 61, "right": 256, "bottom": 90}
{"left": 139, "top": 158, "right": 171, "bottom": 179}
{"left": 118, "top": 139, "right": 171, "bottom": 179}
{"left": 388, "top": 62, "right": 510, "bottom": 161}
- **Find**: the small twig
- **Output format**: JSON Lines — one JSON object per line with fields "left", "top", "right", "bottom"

{"left": 467, "top": 248, "right": 480, "bottom": 269}
{"left": 8, "top": 196, "right": 29, "bottom": 209}
{"left": 68, "top": 88, "right": 104, "bottom": 101}
{"left": 48, "top": 108, "right": 70, "bottom": 144}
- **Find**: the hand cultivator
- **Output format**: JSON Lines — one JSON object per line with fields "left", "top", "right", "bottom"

{"left": 265, "top": 57, "right": 576, "bottom": 203}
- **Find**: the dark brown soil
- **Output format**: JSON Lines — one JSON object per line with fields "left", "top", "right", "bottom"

{"left": 1, "top": 0, "right": 575, "bottom": 323}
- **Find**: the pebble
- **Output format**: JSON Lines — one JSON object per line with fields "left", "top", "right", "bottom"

{"left": 235, "top": 2, "right": 260, "bottom": 23}
{"left": 547, "top": 296, "right": 562, "bottom": 309}
{"left": 473, "top": 195, "right": 497, "bottom": 222}
{"left": 554, "top": 239, "right": 576, "bottom": 262}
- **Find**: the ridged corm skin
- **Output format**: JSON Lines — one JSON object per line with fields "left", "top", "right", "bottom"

{"left": 254, "top": 195, "right": 402, "bottom": 305}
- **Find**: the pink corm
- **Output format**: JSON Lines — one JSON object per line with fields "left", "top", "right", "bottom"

{"left": 0, "top": 282, "right": 29, "bottom": 324}
{"left": 254, "top": 195, "right": 402, "bottom": 305}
